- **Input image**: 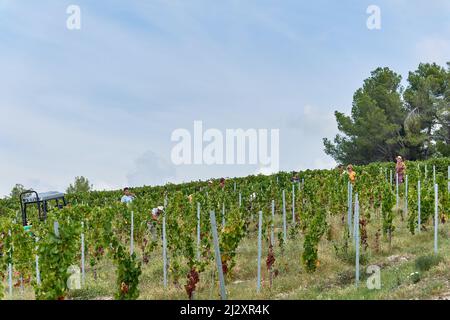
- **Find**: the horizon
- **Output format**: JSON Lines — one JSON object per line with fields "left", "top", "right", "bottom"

{"left": 4, "top": 156, "right": 448, "bottom": 199}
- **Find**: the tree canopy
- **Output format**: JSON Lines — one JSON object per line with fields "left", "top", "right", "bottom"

{"left": 66, "top": 176, "right": 92, "bottom": 194}
{"left": 9, "top": 184, "right": 28, "bottom": 199}
{"left": 324, "top": 62, "right": 450, "bottom": 165}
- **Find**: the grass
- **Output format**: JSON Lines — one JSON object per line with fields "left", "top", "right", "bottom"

{"left": 3, "top": 202, "right": 450, "bottom": 300}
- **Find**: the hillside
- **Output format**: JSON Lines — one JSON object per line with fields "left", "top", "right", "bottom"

{"left": 0, "top": 158, "right": 449, "bottom": 300}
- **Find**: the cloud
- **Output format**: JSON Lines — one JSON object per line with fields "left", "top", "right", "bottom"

{"left": 126, "top": 150, "right": 177, "bottom": 187}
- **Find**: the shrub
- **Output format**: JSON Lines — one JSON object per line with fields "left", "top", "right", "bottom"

{"left": 414, "top": 254, "right": 442, "bottom": 273}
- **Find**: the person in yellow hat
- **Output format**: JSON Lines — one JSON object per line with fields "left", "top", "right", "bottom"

{"left": 395, "top": 156, "right": 406, "bottom": 184}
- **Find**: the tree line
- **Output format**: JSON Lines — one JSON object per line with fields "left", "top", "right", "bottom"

{"left": 6, "top": 176, "right": 92, "bottom": 200}
{"left": 324, "top": 62, "right": 450, "bottom": 165}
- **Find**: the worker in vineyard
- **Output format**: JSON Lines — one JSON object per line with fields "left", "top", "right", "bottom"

{"left": 347, "top": 165, "right": 356, "bottom": 184}
{"left": 121, "top": 187, "right": 135, "bottom": 204}
{"left": 220, "top": 178, "right": 226, "bottom": 189}
{"left": 395, "top": 156, "right": 406, "bottom": 184}
{"left": 151, "top": 206, "right": 164, "bottom": 221}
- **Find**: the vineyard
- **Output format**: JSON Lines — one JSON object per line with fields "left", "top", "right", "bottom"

{"left": 0, "top": 158, "right": 449, "bottom": 300}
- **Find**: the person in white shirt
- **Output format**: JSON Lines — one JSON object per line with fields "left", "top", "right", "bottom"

{"left": 151, "top": 206, "right": 164, "bottom": 221}
{"left": 121, "top": 187, "right": 135, "bottom": 204}
{"left": 148, "top": 206, "right": 164, "bottom": 241}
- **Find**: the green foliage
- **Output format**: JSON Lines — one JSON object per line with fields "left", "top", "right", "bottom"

{"left": 302, "top": 207, "right": 327, "bottom": 273}
{"left": 419, "top": 182, "right": 434, "bottom": 228}
{"left": 33, "top": 209, "right": 82, "bottom": 300}
{"left": 414, "top": 254, "right": 443, "bottom": 273}
{"left": 335, "top": 248, "right": 369, "bottom": 266}
{"left": 0, "top": 220, "right": 13, "bottom": 300}
{"left": 324, "top": 67, "right": 406, "bottom": 164}
{"left": 0, "top": 157, "right": 449, "bottom": 299}
{"left": 324, "top": 62, "right": 450, "bottom": 164}
{"left": 408, "top": 271, "right": 421, "bottom": 284}
{"left": 404, "top": 63, "right": 449, "bottom": 158}
{"left": 10, "top": 221, "right": 34, "bottom": 282}
{"left": 66, "top": 176, "right": 92, "bottom": 194}
{"left": 277, "top": 231, "right": 285, "bottom": 255}
{"left": 9, "top": 184, "right": 28, "bottom": 200}
{"left": 112, "top": 245, "right": 142, "bottom": 300}
{"left": 219, "top": 207, "right": 247, "bottom": 276}
{"left": 288, "top": 223, "right": 300, "bottom": 240}
{"left": 381, "top": 183, "right": 396, "bottom": 238}
{"left": 407, "top": 187, "right": 418, "bottom": 235}
{"left": 333, "top": 226, "right": 350, "bottom": 262}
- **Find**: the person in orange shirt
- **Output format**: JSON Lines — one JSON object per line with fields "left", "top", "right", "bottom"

{"left": 347, "top": 164, "right": 356, "bottom": 184}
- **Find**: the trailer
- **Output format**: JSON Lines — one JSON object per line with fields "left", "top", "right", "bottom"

{"left": 20, "top": 190, "right": 67, "bottom": 226}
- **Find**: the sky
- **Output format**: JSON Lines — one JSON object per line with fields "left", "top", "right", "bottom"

{"left": 0, "top": 0, "right": 449, "bottom": 197}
